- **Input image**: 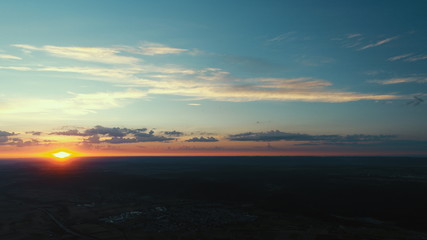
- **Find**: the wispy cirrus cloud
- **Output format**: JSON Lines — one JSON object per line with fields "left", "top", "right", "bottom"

{"left": 0, "top": 66, "right": 32, "bottom": 71}
{"left": 335, "top": 34, "right": 399, "bottom": 51}
{"left": 388, "top": 53, "right": 413, "bottom": 61}
{"left": 2, "top": 42, "right": 406, "bottom": 104}
{"left": 1, "top": 63, "right": 401, "bottom": 103}
{"left": 359, "top": 36, "right": 398, "bottom": 50}
{"left": 66, "top": 89, "right": 146, "bottom": 113}
{"left": 119, "top": 42, "right": 188, "bottom": 56}
{"left": 0, "top": 89, "right": 146, "bottom": 115}
{"left": 387, "top": 53, "right": 427, "bottom": 62}
{"left": 146, "top": 77, "right": 400, "bottom": 103}
{"left": 346, "top": 33, "right": 362, "bottom": 39}
{"left": 371, "top": 77, "right": 427, "bottom": 85}
{"left": 0, "top": 54, "right": 21, "bottom": 60}
{"left": 266, "top": 32, "right": 298, "bottom": 43}
{"left": 333, "top": 33, "right": 364, "bottom": 48}
{"left": 12, "top": 44, "right": 140, "bottom": 64}
{"left": 1, "top": 64, "right": 196, "bottom": 83}
{"left": 405, "top": 54, "right": 427, "bottom": 62}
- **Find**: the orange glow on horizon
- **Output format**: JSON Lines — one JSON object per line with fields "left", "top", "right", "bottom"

{"left": 0, "top": 143, "right": 421, "bottom": 159}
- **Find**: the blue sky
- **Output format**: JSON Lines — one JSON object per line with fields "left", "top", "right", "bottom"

{"left": 0, "top": 0, "right": 426, "bottom": 156}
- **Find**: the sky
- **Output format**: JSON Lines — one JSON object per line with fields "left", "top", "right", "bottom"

{"left": 0, "top": 0, "right": 426, "bottom": 157}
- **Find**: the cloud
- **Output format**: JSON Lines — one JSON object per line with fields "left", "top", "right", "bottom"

{"left": 67, "top": 89, "right": 146, "bottom": 113}
{"left": 267, "top": 32, "right": 297, "bottom": 42}
{"left": 119, "top": 42, "right": 188, "bottom": 56}
{"left": 176, "top": 146, "right": 225, "bottom": 151}
{"left": 50, "top": 126, "right": 175, "bottom": 144}
{"left": 50, "top": 129, "right": 88, "bottom": 136}
{"left": 105, "top": 135, "right": 174, "bottom": 144}
{"left": 0, "top": 130, "right": 16, "bottom": 137}
{"left": 12, "top": 44, "right": 139, "bottom": 64}
{"left": 228, "top": 130, "right": 396, "bottom": 145}
{"left": 333, "top": 33, "right": 364, "bottom": 48}
{"left": 3, "top": 44, "right": 405, "bottom": 103}
{"left": 0, "top": 89, "right": 147, "bottom": 115}
{"left": 85, "top": 126, "right": 132, "bottom": 137}
{"left": 8, "top": 138, "right": 40, "bottom": 147}
{"left": 346, "top": 33, "right": 362, "bottom": 39}
{"left": 0, "top": 131, "right": 49, "bottom": 147}
{"left": 51, "top": 126, "right": 146, "bottom": 137}
{"left": 84, "top": 135, "right": 101, "bottom": 144}
{"left": 0, "top": 131, "right": 18, "bottom": 145}
{"left": 1, "top": 64, "right": 196, "bottom": 83}
{"left": 0, "top": 66, "right": 32, "bottom": 71}
{"left": 0, "top": 54, "right": 21, "bottom": 60}
{"left": 185, "top": 137, "right": 219, "bottom": 142}
{"left": 25, "top": 131, "right": 42, "bottom": 136}
{"left": 146, "top": 77, "right": 400, "bottom": 103}
{"left": 164, "top": 130, "right": 184, "bottom": 137}
{"left": 0, "top": 65, "right": 402, "bottom": 103}
{"left": 359, "top": 36, "right": 398, "bottom": 50}
{"left": 371, "top": 77, "right": 427, "bottom": 85}
{"left": 37, "top": 66, "right": 139, "bottom": 80}
{"left": 387, "top": 53, "right": 427, "bottom": 62}
{"left": 188, "top": 103, "right": 201, "bottom": 106}
{"left": 405, "top": 54, "right": 427, "bottom": 62}
{"left": 388, "top": 53, "right": 413, "bottom": 61}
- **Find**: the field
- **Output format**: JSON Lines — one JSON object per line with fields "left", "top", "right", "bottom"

{"left": 1, "top": 156, "right": 427, "bottom": 239}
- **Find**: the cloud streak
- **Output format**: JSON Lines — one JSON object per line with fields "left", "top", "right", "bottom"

{"left": 405, "top": 54, "right": 427, "bottom": 62}
{"left": 371, "top": 77, "right": 427, "bottom": 85}
{"left": 2, "top": 64, "right": 401, "bottom": 103}
{"left": 0, "top": 54, "right": 21, "bottom": 60}
{"left": 120, "top": 42, "right": 188, "bottom": 56}
{"left": 2, "top": 43, "right": 408, "bottom": 105}
{"left": 0, "top": 89, "right": 146, "bottom": 115}
{"left": 146, "top": 77, "right": 400, "bottom": 103}
{"left": 387, "top": 53, "right": 427, "bottom": 62}
{"left": 388, "top": 53, "right": 413, "bottom": 61}
{"left": 13, "top": 44, "right": 140, "bottom": 65}
{"left": 359, "top": 36, "right": 398, "bottom": 50}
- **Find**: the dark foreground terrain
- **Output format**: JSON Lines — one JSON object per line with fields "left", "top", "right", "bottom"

{"left": 1, "top": 156, "right": 427, "bottom": 240}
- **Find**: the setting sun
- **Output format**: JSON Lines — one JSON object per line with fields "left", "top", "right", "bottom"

{"left": 38, "top": 148, "right": 83, "bottom": 161}
{"left": 53, "top": 151, "right": 71, "bottom": 159}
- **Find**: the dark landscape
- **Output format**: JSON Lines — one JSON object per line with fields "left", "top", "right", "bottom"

{"left": 1, "top": 156, "right": 427, "bottom": 240}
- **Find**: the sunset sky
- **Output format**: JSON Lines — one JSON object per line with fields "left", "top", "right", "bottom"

{"left": 0, "top": 0, "right": 426, "bottom": 157}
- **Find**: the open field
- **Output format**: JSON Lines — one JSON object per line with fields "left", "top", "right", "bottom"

{"left": 1, "top": 156, "right": 427, "bottom": 239}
